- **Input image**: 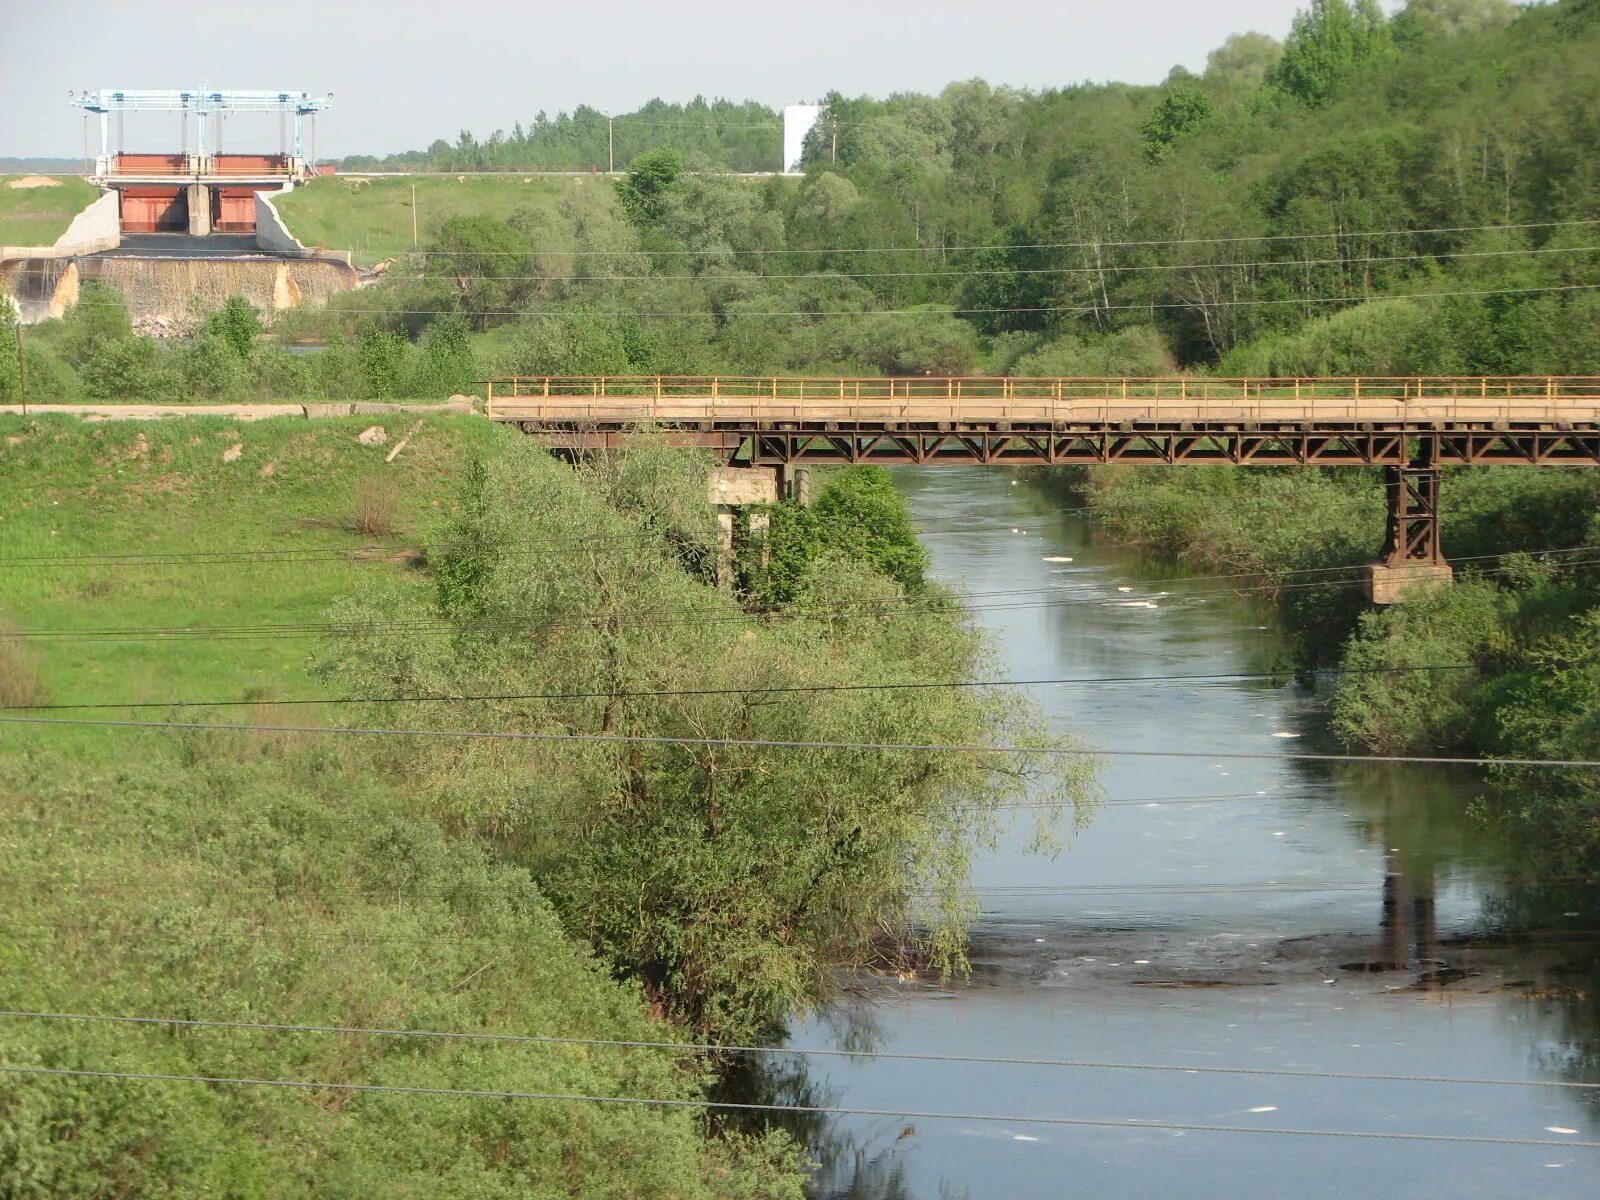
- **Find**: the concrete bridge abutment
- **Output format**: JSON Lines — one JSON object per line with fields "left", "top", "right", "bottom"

{"left": 709, "top": 466, "right": 779, "bottom": 589}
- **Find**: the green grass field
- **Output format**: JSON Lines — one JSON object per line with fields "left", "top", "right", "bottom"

{"left": 0, "top": 413, "right": 507, "bottom": 758}
{"left": 0, "top": 412, "right": 805, "bottom": 1195}
{"left": 274, "top": 174, "right": 608, "bottom": 265}
{"left": 0, "top": 176, "right": 101, "bottom": 247}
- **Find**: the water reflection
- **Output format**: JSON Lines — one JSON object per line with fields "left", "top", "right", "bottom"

{"left": 781, "top": 467, "right": 1599, "bottom": 1197}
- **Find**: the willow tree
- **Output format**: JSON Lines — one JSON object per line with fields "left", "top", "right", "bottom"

{"left": 320, "top": 439, "right": 1096, "bottom": 1042}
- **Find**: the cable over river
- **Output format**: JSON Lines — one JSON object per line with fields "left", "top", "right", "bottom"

{"left": 777, "top": 467, "right": 1599, "bottom": 1198}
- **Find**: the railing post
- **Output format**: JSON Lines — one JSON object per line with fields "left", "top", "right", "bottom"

{"left": 485, "top": 379, "right": 493, "bottom": 419}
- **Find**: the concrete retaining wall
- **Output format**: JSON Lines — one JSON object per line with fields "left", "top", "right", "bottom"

{"left": 255, "top": 185, "right": 353, "bottom": 267}
{"left": 0, "top": 187, "right": 120, "bottom": 260}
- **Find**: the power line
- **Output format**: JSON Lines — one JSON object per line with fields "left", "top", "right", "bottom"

{"left": 5, "top": 548, "right": 1593, "bottom": 644}
{"left": 4, "top": 538, "right": 1591, "bottom": 611}
{"left": 314, "top": 281, "right": 1600, "bottom": 319}
{"left": 26, "top": 872, "right": 1600, "bottom": 906}
{"left": 2, "top": 1064, "right": 1593, "bottom": 1147}
{"left": 3, "top": 1009, "right": 1594, "bottom": 1091}
{"left": 0, "top": 789, "right": 1279, "bottom": 831}
{"left": 416, "top": 243, "right": 1600, "bottom": 285}
{"left": 0, "top": 664, "right": 1479, "bottom": 714}
{"left": 3, "top": 713, "right": 1597, "bottom": 768}
{"left": 15, "top": 912, "right": 1600, "bottom": 954}
{"left": 392, "top": 218, "right": 1600, "bottom": 258}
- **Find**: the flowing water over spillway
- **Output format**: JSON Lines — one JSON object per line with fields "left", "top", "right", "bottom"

{"left": 780, "top": 467, "right": 1599, "bottom": 1198}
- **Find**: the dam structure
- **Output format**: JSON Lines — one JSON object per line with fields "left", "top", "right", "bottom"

{"left": 2, "top": 88, "right": 357, "bottom": 325}
{"left": 73, "top": 88, "right": 331, "bottom": 238}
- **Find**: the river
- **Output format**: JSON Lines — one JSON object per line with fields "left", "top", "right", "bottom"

{"left": 778, "top": 466, "right": 1599, "bottom": 1198}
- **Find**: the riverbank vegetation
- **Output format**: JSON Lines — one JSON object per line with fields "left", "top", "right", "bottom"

{"left": 0, "top": 416, "right": 1086, "bottom": 1190}
{"left": 13, "top": 2, "right": 1600, "bottom": 405}
{"left": 1060, "top": 460, "right": 1600, "bottom": 862}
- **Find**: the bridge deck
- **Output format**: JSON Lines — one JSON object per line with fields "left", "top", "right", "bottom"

{"left": 486, "top": 376, "right": 1600, "bottom": 466}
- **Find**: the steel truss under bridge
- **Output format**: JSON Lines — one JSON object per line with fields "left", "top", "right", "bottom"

{"left": 486, "top": 374, "right": 1600, "bottom": 583}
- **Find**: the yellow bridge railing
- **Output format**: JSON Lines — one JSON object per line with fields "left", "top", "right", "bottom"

{"left": 484, "top": 375, "right": 1600, "bottom": 425}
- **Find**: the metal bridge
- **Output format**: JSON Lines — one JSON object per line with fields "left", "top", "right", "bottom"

{"left": 488, "top": 375, "right": 1600, "bottom": 586}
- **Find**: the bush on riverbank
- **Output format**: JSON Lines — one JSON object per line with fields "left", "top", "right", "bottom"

{"left": 0, "top": 418, "right": 818, "bottom": 1194}
{"left": 0, "top": 750, "right": 804, "bottom": 1198}
{"left": 751, "top": 467, "right": 929, "bottom": 604}
{"left": 1066, "top": 460, "right": 1600, "bottom": 861}
{"left": 323, "top": 441, "right": 1091, "bottom": 1045}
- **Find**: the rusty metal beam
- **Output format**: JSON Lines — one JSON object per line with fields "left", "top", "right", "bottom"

{"left": 520, "top": 421, "right": 1600, "bottom": 470}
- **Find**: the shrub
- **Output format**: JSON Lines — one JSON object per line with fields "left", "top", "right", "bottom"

{"left": 0, "top": 630, "right": 45, "bottom": 708}
{"left": 347, "top": 475, "right": 398, "bottom": 537}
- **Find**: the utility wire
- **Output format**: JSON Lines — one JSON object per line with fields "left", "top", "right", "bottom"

{"left": 0, "top": 790, "right": 1279, "bottom": 830}
{"left": 0, "top": 664, "right": 1478, "bottom": 714}
{"left": 2, "top": 1009, "right": 1594, "bottom": 1091}
{"left": 2, "top": 541, "right": 1591, "bottom": 616}
{"left": 392, "top": 218, "right": 1600, "bottom": 258}
{"left": 15, "top": 914, "right": 1600, "bottom": 954}
{"left": 2, "top": 1065, "right": 1595, "bottom": 1147}
{"left": 316, "top": 281, "right": 1600, "bottom": 319}
{"left": 3, "top": 714, "right": 1597, "bottom": 769}
{"left": 413, "top": 243, "right": 1600, "bottom": 284}
{"left": 5, "top": 549, "right": 1594, "bottom": 644}
{"left": 26, "top": 872, "right": 1600, "bottom": 906}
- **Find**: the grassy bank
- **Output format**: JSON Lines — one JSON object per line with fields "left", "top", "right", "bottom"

{"left": 0, "top": 176, "right": 100, "bottom": 246}
{"left": 1, "top": 418, "right": 1085, "bottom": 1191}
{"left": 274, "top": 175, "right": 603, "bottom": 265}
{"left": 0, "top": 414, "right": 808, "bottom": 1193}
{"left": 0, "top": 413, "right": 499, "bottom": 736}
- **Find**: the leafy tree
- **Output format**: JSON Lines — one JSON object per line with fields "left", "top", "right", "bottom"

{"left": 793, "top": 171, "right": 860, "bottom": 226}
{"left": 1273, "top": 0, "right": 1393, "bottom": 105}
{"left": 410, "top": 312, "right": 476, "bottom": 395}
{"left": 1141, "top": 85, "right": 1214, "bottom": 161}
{"left": 504, "top": 309, "right": 636, "bottom": 376}
{"left": 0, "top": 299, "right": 17, "bottom": 403}
{"left": 321, "top": 443, "right": 1086, "bottom": 1043}
{"left": 1203, "top": 31, "right": 1284, "bottom": 92}
{"left": 810, "top": 466, "right": 928, "bottom": 590}
{"left": 614, "top": 148, "right": 684, "bottom": 224}
{"left": 57, "top": 282, "right": 134, "bottom": 368}
{"left": 1393, "top": 0, "right": 1516, "bottom": 44}
{"left": 178, "top": 333, "right": 253, "bottom": 401}
{"left": 426, "top": 214, "right": 533, "bottom": 328}
{"left": 78, "top": 337, "right": 177, "bottom": 403}
{"left": 202, "top": 295, "right": 262, "bottom": 360}
{"left": 355, "top": 325, "right": 408, "bottom": 398}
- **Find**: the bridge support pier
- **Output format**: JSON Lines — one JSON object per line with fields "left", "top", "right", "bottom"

{"left": 709, "top": 467, "right": 779, "bottom": 589}
{"left": 778, "top": 466, "right": 812, "bottom": 506}
{"left": 1366, "top": 442, "right": 1453, "bottom": 605}
{"left": 186, "top": 183, "right": 212, "bottom": 236}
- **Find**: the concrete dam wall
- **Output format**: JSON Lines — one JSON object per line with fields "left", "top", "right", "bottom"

{"left": 1, "top": 253, "right": 362, "bottom": 328}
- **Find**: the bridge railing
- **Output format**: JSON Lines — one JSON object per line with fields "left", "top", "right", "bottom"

{"left": 484, "top": 376, "right": 1600, "bottom": 423}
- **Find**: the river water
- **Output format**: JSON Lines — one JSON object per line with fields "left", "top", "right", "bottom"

{"left": 780, "top": 466, "right": 1599, "bottom": 1198}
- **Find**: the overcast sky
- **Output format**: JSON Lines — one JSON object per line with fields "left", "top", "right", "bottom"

{"left": 0, "top": 0, "right": 1312, "bottom": 159}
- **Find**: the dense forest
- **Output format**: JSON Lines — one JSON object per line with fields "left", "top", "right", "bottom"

{"left": 339, "top": 98, "right": 787, "bottom": 174}
{"left": 12, "top": 0, "right": 1600, "bottom": 400}
{"left": 302, "top": 0, "right": 1600, "bottom": 384}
